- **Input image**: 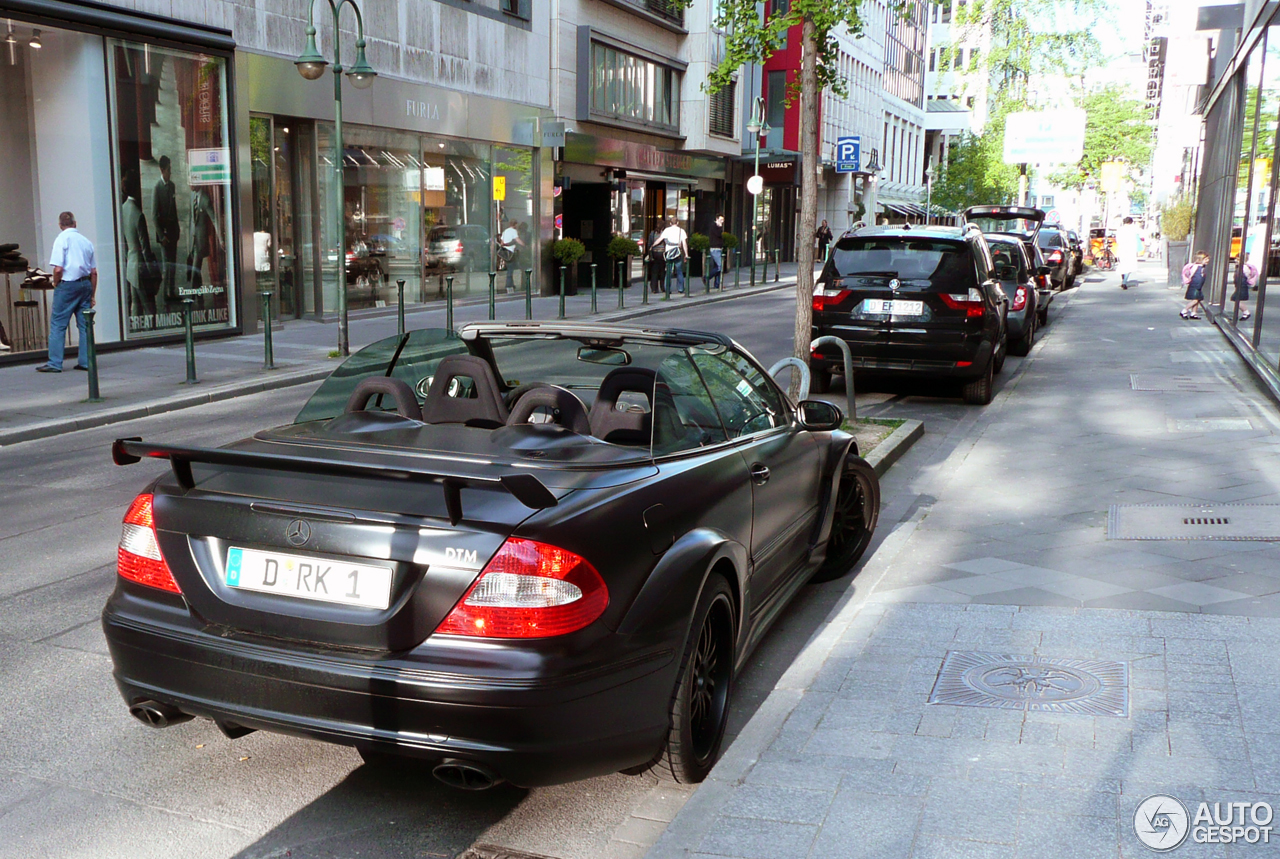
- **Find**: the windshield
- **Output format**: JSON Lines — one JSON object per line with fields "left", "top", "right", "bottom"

{"left": 830, "top": 237, "right": 976, "bottom": 289}
{"left": 987, "top": 240, "right": 1027, "bottom": 281}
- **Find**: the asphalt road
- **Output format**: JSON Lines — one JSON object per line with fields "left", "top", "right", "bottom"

{"left": 0, "top": 285, "right": 1046, "bottom": 858}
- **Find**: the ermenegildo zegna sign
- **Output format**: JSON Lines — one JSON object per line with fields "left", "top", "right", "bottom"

{"left": 563, "top": 133, "right": 725, "bottom": 179}
{"left": 241, "top": 52, "right": 544, "bottom": 147}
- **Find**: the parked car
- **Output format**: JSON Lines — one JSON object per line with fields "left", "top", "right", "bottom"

{"left": 426, "top": 224, "right": 491, "bottom": 271}
{"left": 1036, "top": 226, "right": 1074, "bottom": 289}
{"left": 810, "top": 225, "right": 1009, "bottom": 405}
{"left": 103, "top": 322, "right": 881, "bottom": 789}
{"left": 963, "top": 205, "right": 1054, "bottom": 327}
{"left": 987, "top": 236, "right": 1040, "bottom": 356}
{"left": 326, "top": 239, "right": 387, "bottom": 304}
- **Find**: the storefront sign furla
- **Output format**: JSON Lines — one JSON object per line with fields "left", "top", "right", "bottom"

{"left": 406, "top": 99, "right": 441, "bottom": 121}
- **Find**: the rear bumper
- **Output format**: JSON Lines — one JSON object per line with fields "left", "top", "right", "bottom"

{"left": 102, "top": 595, "right": 675, "bottom": 787}
{"left": 812, "top": 327, "right": 994, "bottom": 378}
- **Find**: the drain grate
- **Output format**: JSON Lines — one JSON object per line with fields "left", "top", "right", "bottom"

{"left": 1110, "top": 504, "right": 1280, "bottom": 540}
{"left": 1131, "top": 374, "right": 1220, "bottom": 392}
{"left": 928, "top": 651, "right": 1129, "bottom": 717}
{"left": 1167, "top": 417, "right": 1254, "bottom": 432}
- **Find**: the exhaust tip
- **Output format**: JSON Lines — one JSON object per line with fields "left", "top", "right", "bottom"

{"left": 128, "top": 700, "right": 193, "bottom": 729}
{"left": 432, "top": 758, "right": 502, "bottom": 791}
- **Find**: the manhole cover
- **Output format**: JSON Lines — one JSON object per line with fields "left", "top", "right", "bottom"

{"left": 1167, "top": 417, "right": 1254, "bottom": 432}
{"left": 928, "top": 651, "right": 1128, "bottom": 717}
{"left": 1130, "top": 374, "right": 1220, "bottom": 392}
{"left": 1109, "top": 504, "right": 1280, "bottom": 540}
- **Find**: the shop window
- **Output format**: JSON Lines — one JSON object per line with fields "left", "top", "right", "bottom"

{"left": 709, "top": 80, "right": 737, "bottom": 138}
{"left": 108, "top": 39, "right": 235, "bottom": 339}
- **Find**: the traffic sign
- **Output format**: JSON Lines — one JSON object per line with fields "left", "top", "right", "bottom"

{"left": 835, "top": 136, "right": 861, "bottom": 173}
{"left": 493, "top": 176, "right": 507, "bottom": 201}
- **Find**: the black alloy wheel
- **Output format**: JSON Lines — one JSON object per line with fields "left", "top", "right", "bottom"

{"left": 1009, "top": 315, "right": 1036, "bottom": 356}
{"left": 652, "top": 577, "right": 735, "bottom": 784}
{"left": 811, "top": 456, "right": 881, "bottom": 583}
{"left": 961, "top": 358, "right": 994, "bottom": 405}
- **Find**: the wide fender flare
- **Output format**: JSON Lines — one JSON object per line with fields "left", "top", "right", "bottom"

{"left": 812, "top": 433, "right": 860, "bottom": 548}
{"left": 616, "top": 528, "right": 748, "bottom": 648}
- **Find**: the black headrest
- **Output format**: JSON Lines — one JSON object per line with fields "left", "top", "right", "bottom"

{"left": 421, "top": 355, "right": 509, "bottom": 427}
{"left": 507, "top": 385, "right": 591, "bottom": 435}
{"left": 589, "top": 367, "right": 655, "bottom": 445}
{"left": 345, "top": 376, "right": 423, "bottom": 421}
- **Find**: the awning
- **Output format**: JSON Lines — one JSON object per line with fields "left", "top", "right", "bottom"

{"left": 883, "top": 204, "right": 914, "bottom": 216}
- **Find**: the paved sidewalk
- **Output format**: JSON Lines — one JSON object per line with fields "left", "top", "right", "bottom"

{"left": 0, "top": 264, "right": 803, "bottom": 445}
{"left": 648, "top": 262, "right": 1280, "bottom": 859}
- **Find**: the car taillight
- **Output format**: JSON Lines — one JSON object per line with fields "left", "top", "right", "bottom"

{"left": 117, "top": 494, "right": 181, "bottom": 594}
{"left": 812, "top": 282, "right": 851, "bottom": 311}
{"left": 1047, "top": 250, "right": 1063, "bottom": 264}
{"left": 455, "top": 241, "right": 464, "bottom": 253}
{"left": 939, "top": 288, "right": 986, "bottom": 318}
{"left": 435, "top": 538, "right": 608, "bottom": 638}
{"left": 1011, "top": 286, "right": 1027, "bottom": 312}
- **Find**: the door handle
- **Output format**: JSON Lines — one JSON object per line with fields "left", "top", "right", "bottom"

{"left": 750, "top": 463, "right": 770, "bottom": 485}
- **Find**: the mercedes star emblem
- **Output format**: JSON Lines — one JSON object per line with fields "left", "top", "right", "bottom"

{"left": 285, "top": 519, "right": 311, "bottom": 547}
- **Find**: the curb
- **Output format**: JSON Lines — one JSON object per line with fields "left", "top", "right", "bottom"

{"left": 0, "top": 279, "right": 799, "bottom": 447}
{"left": 864, "top": 419, "right": 923, "bottom": 477}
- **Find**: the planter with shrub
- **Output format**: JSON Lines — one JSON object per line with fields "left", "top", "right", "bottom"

{"left": 552, "top": 238, "right": 586, "bottom": 295}
{"left": 606, "top": 235, "right": 641, "bottom": 289}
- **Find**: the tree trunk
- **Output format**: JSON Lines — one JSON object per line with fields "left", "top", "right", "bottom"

{"left": 793, "top": 16, "right": 820, "bottom": 400}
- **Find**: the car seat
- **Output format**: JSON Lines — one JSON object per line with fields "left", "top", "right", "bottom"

{"left": 507, "top": 385, "right": 592, "bottom": 435}
{"left": 588, "top": 367, "right": 655, "bottom": 445}
{"left": 421, "top": 355, "right": 509, "bottom": 428}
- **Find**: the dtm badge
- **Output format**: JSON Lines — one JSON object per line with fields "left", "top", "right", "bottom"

{"left": 285, "top": 519, "right": 312, "bottom": 547}
{"left": 445, "top": 547, "right": 479, "bottom": 565}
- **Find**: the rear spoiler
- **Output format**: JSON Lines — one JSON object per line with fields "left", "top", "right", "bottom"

{"left": 112, "top": 438, "right": 557, "bottom": 525}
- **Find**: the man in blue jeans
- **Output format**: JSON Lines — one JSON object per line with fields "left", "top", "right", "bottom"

{"left": 708, "top": 213, "right": 725, "bottom": 289}
{"left": 37, "top": 211, "right": 97, "bottom": 373}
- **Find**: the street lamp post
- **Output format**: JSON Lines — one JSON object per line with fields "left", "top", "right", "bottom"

{"left": 925, "top": 163, "right": 936, "bottom": 226}
{"left": 295, "top": 0, "right": 377, "bottom": 358}
{"left": 745, "top": 96, "right": 771, "bottom": 288}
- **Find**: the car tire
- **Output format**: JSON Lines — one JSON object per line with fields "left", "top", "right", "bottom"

{"left": 1008, "top": 317, "right": 1036, "bottom": 356}
{"left": 1037, "top": 307, "right": 1049, "bottom": 327}
{"left": 810, "top": 456, "right": 881, "bottom": 583}
{"left": 1066, "top": 274, "right": 1076, "bottom": 289}
{"left": 961, "top": 359, "right": 994, "bottom": 405}
{"left": 811, "top": 368, "right": 832, "bottom": 394}
{"left": 650, "top": 576, "right": 735, "bottom": 785}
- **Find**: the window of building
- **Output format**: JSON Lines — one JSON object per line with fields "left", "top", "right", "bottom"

{"left": 769, "top": 0, "right": 790, "bottom": 17}
{"left": 966, "top": 96, "right": 975, "bottom": 108}
{"left": 588, "top": 42, "right": 681, "bottom": 133}
{"left": 969, "top": 46, "right": 981, "bottom": 69}
{"left": 709, "top": 79, "right": 736, "bottom": 137}
{"left": 501, "top": 0, "right": 530, "bottom": 20}
{"left": 929, "top": 48, "right": 936, "bottom": 72}
{"left": 766, "top": 69, "right": 787, "bottom": 132}
{"left": 941, "top": 1, "right": 951, "bottom": 23}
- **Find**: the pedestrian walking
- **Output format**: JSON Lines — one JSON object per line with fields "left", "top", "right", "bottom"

{"left": 815, "top": 219, "right": 833, "bottom": 262}
{"left": 708, "top": 214, "right": 725, "bottom": 289}
{"left": 659, "top": 217, "right": 689, "bottom": 295}
{"left": 1181, "top": 250, "right": 1209, "bottom": 319}
{"left": 1116, "top": 216, "right": 1141, "bottom": 288}
{"left": 1231, "top": 257, "right": 1258, "bottom": 321}
{"left": 499, "top": 218, "right": 523, "bottom": 292}
{"left": 152, "top": 154, "right": 180, "bottom": 307}
{"left": 647, "top": 225, "right": 665, "bottom": 293}
{"left": 37, "top": 211, "right": 97, "bottom": 373}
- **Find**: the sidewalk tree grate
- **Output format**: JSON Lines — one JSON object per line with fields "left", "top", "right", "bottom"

{"left": 1109, "top": 504, "right": 1280, "bottom": 540}
{"left": 1130, "top": 374, "right": 1220, "bottom": 392}
{"left": 928, "top": 651, "right": 1129, "bottom": 717}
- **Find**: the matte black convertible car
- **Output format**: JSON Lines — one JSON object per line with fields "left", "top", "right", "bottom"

{"left": 103, "top": 322, "right": 880, "bottom": 789}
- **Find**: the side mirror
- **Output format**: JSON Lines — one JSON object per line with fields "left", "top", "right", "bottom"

{"left": 798, "top": 399, "right": 844, "bottom": 432}
{"left": 1037, "top": 265, "right": 1052, "bottom": 276}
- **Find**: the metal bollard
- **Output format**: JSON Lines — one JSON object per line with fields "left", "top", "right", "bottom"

{"left": 735, "top": 249, "right": 741, "bottom": 288}
{"left": 446, "top": 276, "right": 455, "bottom": 335}
{"left": 181, "top": 299, "right": 197, "bottom": 384}
{"left": 704, "top": 252, "right": 711, "bottom": 294}
{"left": 82, "top": 308, "right": 102, "bottom": 403}
{"left": 396, "top": 279, "right": 406, "bottom": 337}
{"left": 618, "top": 260, "right": 626, "bottom": 309}
{"left": 259, "top": 291, "right": 275, "bottom": 370}
{"left": 642, "top": 262, "right": 650, "bottom": 305}
{"left": 774, "top": 249, "right": 781, "bottom": 283}
{"left": 558, "top": 266, "right": 567, "bottom": 319}
{"left": 590, "top": 263, "right": 598, "bottom": 314}
{"left": 663, "top": 260, "right": 672, "bottom": 300}
{"left": 487, "top": 271, "right": 497, "bottom": 321}
{"left": 524, "top": 269, "right": 533, "bottom": 319}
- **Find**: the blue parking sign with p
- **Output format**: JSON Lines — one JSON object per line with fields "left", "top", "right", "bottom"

{"left": 835, "top": 136, "right": 861, "bottom": 173}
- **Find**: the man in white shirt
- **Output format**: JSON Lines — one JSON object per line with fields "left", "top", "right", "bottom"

{"left": 1115, "top": 217, "right": 1141, "bottom": 289}
{"left": 500, "top": 218, "right": 524, "bottom": 291}
{"left": 658, "top": 217, "right": 689, "bottom": 295}
{"left": 38, "top": 211, "right": 98, "bottom": 373}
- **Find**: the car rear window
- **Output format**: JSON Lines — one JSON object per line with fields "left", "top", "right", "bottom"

{"left": 1037, "top": 231, "right": 1064, "bottom": 248}
{"left": 987, "top": 240, "right": 1027, "bottom": 281}
{"left": 830, "top": 238, "right": 976, "bottom": 289}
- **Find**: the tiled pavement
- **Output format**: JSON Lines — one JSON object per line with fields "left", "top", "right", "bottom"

{"left": 648, "top": 262, "right": 1280, "bottom": 859}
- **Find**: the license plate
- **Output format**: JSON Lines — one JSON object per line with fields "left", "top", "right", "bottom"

{"left": 225, "top": 547, "right": 393, "bottom": 610}
{"left": 862, "top": 299, "right": 923, "bottom": 316}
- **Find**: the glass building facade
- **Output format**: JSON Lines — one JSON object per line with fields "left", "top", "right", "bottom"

{"left": 1194, "top": 7, "right": 1280, "bottom": 391}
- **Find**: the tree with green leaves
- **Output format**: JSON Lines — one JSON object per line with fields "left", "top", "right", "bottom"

{"left": 930, "top": 127, "right": 1020, "bottom": 212}
{"left": 692, "top": 0, "right": 873, "bottom": 384}
{"left": 1049, "top": 85, "right": 1154, "bottom": 191}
